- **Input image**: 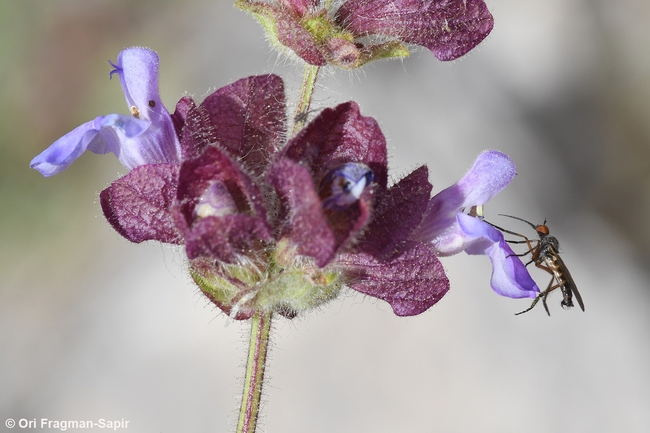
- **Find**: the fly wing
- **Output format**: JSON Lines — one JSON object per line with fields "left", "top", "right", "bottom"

{"left": 555, "top": 254, "right": 585, "bottom": 312}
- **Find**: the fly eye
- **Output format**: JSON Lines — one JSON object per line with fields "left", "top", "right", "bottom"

{"left": 319, "top": 162, "right": 374, "bottom": 211}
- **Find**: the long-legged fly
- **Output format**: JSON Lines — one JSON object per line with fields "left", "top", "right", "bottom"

{"left": 490, "top": 215, "right": 585, "bottom": 316}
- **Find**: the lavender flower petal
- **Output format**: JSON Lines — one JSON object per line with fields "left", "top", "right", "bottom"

{"left": 89, "top": 113, "right": 174, "bottom": 169}
{"left": 110, "top": 47, "right": 181, "bottom": 165}
{"left": 31, "top": 47, "right": 180, "bottom": 177}
{"left": 459, "top": 213, "right": 539, "bottom": 298}
{"left": 414, "top": 150, "right": 516, "bottom": 255}
{"left": 30, "top": 117, "right": 104, "bottom": 177}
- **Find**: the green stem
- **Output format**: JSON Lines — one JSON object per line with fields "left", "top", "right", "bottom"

{"left": 291, "top": 64, "right": 321, "bottom": 136}
{"left": 236, "top": 310, "right": 273, "bottom": 433}
{"left": 235, "top": 62, "right": 319, "bottom": 433}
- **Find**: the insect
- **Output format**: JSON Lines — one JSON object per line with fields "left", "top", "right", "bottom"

{"left": 491, "top": 215, "right": 585, "bottom": 316}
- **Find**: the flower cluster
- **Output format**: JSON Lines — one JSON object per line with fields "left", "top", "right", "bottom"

{"left": 236, "top": 0, "right": 494, "bottom": 68}
{"left": 31, "top": 47, "right": 538, "bottom": 320}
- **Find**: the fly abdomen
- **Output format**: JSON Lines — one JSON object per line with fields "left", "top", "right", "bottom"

{"left": 560, "top": 296, "right": 574, "bottom": 309}
{"left": 545, "top": 254, "right": 574, "bottom": 309}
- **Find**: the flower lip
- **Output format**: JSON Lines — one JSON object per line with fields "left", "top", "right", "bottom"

{"left": 111, "top": 47, "right": 167, "bottom": 122}
{"left": 30, "top": 117, "right": 105, "bottom": 177}
{"left": 460, "top": 213, "right": 540, "bottom": 298}
{"left": 456, "top": 150, "right": 517, "bottom": 208}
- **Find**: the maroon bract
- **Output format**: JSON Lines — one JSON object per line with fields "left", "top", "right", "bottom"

{"left": 100, "top": 164, "right": 182, "bottom": 244}
{"left": 336, "top": 0, "right": 494, "bottom": 62}
{"left": 236, "top": 0, "right": 494, "bottom": 68}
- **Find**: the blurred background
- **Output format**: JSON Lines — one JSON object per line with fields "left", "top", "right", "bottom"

{"left": 2, "top": 0, "right": 649, "bottom": 432}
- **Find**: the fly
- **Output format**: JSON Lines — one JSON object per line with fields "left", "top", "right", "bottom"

{"left": 490, "top": 215, "right": 585, "bottom": 316}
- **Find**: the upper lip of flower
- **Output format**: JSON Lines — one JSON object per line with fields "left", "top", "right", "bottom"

{"left": 412, "top": 150, "right": 518, "bottom": 256}
{"left": 30, "top": 47, "right": 181, "bottom": 177}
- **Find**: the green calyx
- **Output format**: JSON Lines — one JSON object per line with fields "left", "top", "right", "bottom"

{"left": 190, "top": 240, "right": 342, "bottom": 319}
{"left": 234, "top": 1, "right": 293, "bottom": 58}
{"left": 301, "top": 12, "right": 354, "bottom": 45}
{"left": 235, "top": 0, "right": 410, "bottom": 69}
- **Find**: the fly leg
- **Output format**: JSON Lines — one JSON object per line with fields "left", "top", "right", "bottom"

{"left": 541, "top": 281, "right": 561, "bottom": 316}
{"left": 515, "top": 294, "right": 542, "bottom": 315}
{"left": 486, "top": 220, "right": 540, "bottom": 262}
{"left": 516, "top": 276, "right": 560, "bottom": 316}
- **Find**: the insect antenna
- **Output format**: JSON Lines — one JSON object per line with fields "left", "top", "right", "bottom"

{"left": 485, "top": 220, "right": 528, "bottom": 240}
{"left": 498, "top": 214, "right": 538, "bottom": 231}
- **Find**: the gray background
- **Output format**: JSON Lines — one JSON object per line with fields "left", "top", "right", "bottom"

{"left": 2, "top": 1, "right": 649, "bottom": 432}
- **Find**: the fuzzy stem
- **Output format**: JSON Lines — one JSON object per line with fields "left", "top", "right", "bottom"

{"left": 236, "top": 310, "right": 273, "bottom": 433}
{"left": 291, "top": 64, "right": 321, "bottom": 136}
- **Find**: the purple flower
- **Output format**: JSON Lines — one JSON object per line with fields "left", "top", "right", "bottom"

{"left": 30, "top": 47, "right": 181, "bottom": 177}
{"left": 412, "top": 150, "right": 539, "bottom": 298}
{"left": 95, "top": 71, "right": 449, "bottom": 319}
{"left": 236, "top": 0, "right": 494, "bottom": 68}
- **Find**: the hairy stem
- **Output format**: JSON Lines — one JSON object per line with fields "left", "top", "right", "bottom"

{"left": 236, "top": 310, "right": 273, "bottom": 433}
{"left": 291, "top": 64, "right": 321, "bottom": 136}
{"left": 235, "top": 61, "right": 319, "bottom": 433}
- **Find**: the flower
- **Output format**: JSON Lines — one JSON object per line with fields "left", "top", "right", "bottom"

{"left": 30, "top": 47, "right": 181, "bottom": 177}
{"left": 411, "top": 150, "right": 539, "bottom": 298}
{"left": 94, "top": 70, "right": 449, "bottom": 319}
{"left": 236, "top": 0, "right": 494, "bottom": 68}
